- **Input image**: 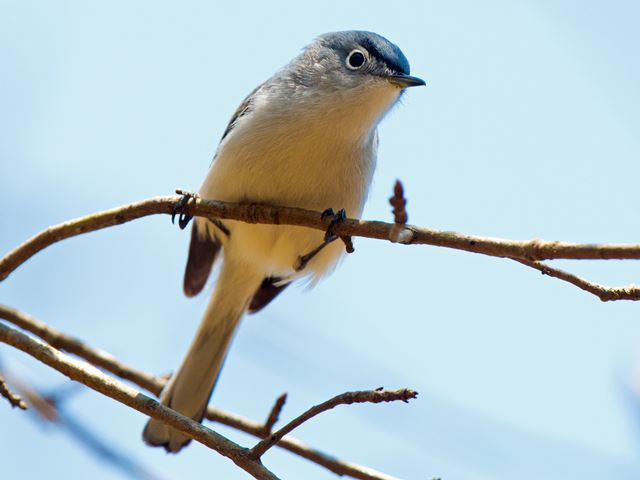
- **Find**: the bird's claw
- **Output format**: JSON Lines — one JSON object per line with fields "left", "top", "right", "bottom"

{"left": 321, "top": 208, "right": 347, "bottom": 242}
{"left": 294, "top": 208, "right": 353, "bottom": 272}
{"left": 172, "top": 190, "right": 199, "bottom": 230}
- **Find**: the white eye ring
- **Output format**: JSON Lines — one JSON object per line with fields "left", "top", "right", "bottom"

{"left": 346, "top": 49, "right": 367, "bottom": 70}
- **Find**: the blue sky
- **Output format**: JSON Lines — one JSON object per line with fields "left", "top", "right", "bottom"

{"left": 2, "top": 1, "right": 640, "bottom": 479}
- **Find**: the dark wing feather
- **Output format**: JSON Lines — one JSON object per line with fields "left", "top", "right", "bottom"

{"left": 183, "top": 223, "right": 221, "bottom": 297}
{"left": 185, "top": 86, "right": 262, "bottom": 295}
{"left": 248, "top": 277, "right": 291, "bottom": 314}
{"left": 185, "top": 83, "right": 265, "bottom": 298}
{"left": 219, "top": 83, "right": 263, "bottom": 142}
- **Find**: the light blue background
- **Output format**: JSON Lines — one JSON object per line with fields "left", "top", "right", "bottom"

{"left": 2, "top": 1, "right": 640, "bottom": 479}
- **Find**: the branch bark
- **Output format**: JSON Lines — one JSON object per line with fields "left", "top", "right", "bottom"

{"left": 513, "top": 258, "right": 640, "bottom": 301}
{"left": 11, "top": 186, "right": 629, "bottom": 475}
{"left": 0, "top": 373, "right": 27, "bottom": 409}
{"left": 0, "top": 320, "right": 279, "bottom": 480}
{"left": 2, "top": 194, "right": 640, "bottom": 301}
{"left": 0, "top": 305, "right": 406, "bottom": 480}
{"left": 2, "top": 186, "right": 637, "bottom": 473}
{"left": 262, "top": 393, "right": 288, "bottom": 436}
{"left": 250, "top": 388, "right": 418, "bottom": 459}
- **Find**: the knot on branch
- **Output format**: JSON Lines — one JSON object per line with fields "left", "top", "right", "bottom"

{"left": 245, "top": 204, "right": 262, "bottom": 224}
{"left": 244, "top": 203, "right": 281, "bottom": 226}
{"left": 524, "top": 239, "right": 553, "bottom": 261}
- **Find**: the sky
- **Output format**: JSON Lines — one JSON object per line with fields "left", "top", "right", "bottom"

{"left": 2, "top": 0, "right": 640, "bottom": 479}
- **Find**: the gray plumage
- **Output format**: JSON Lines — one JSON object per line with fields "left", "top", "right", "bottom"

{"left": 143, "top": 30, "right": 424, "bottom": 452}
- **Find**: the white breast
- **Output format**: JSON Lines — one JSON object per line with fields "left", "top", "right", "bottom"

{"left": 198, "top": 82, "right": 400, "bottom": 281}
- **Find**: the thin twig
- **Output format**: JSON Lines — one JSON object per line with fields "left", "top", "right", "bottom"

{"left": 207, "top": 410, "right": 403, "bottom": 480}
{"left": 2, "top": 369, "right": 166, "bottom": 480}
{"left": 0, "top": 306, "right": 161, "bottom": 391}
{"left": 0, "top": 304, "right": 405, "bottom": 480}
{"left": 2, "top": 194, "right": 640, "bottom": 280}
{"left": 0, "top": 373, "right": 27, "bottom": 409}
{"left": 513, "top": 258, "right": 640, "bottom": 301}
{"left": 263, "top": 393, "right": 287, "bottom": 435}
{"left": 0, "top": 321, "right": 279, "bottom": 480}
{"left": 250, "top": 388, "right": 418, "bottom": 459}
{"left": 5, "top": 373, "right": 59, "bottom": 421}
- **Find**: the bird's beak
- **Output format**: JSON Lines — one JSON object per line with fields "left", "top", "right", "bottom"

{"left": 388, "top": 73, "right": 426, "bottom": 88}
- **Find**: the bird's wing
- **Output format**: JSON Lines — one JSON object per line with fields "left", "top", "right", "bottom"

{"left": 248, "top": 277, "right": 291, "bottom": 313}
{"left": 183, "top": 222, "right": 221, "bottom": 297}
{"left": 218, "top": 83, "right": 263, "bottom": 143}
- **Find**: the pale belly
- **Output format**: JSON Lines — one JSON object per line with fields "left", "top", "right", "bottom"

{"left": 197, "top": 124, "right": 377, "bottom": 281}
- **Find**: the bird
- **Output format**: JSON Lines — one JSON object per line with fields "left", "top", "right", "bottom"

{"left": 142, "top": 30, "right": 424, "bottom": 452}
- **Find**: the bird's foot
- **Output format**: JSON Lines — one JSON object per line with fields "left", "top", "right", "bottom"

{"left": 172, "top": 189, "right": 200, "bottom": 230}
{"left": 321, "top": 208, "right": 355, "bottom": 254}
{"left": 295, "top": 241, "right": 333, "bottom": 272}
{"left": 294, "top": 208, "right": 355, "bottom": 271}
{"left": 321, "top": 208, "right": 346, "bottom": 242}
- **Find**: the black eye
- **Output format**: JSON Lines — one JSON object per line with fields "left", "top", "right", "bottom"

{"left": 346, "top": 50, "right": 366, "bottom": 69}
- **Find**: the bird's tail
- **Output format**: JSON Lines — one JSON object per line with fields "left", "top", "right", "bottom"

{"left": 142, "top": 259, "right": 262, "bottom": 453}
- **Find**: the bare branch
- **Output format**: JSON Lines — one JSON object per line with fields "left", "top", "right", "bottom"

{"left": 3, "top": 193, "right": 640, "bottom": 287}
{"left": 0, "top": 321, "right": 279, "bottom": 480}
{"left": 1, "top": 182, "right": 635, "bottom": 474}
{"left": 2, "top": 370, "right": 167, "bottom": 480}
{"left": 0, "top": 305, "right": 405, "bottom": 480}
{"left": 513, "top": 258, "right": 640, "bottom": 301}
{"left": 263, "top": 393, "right": 287, "bottom": 435}
{"left": 208, "top": 409, "right": 404, "bottom": 480}
{"left": 250, "top": 388, "right": 418, "bottom": 459}
{"left": 0, "top": 373, "right": 27, "bottom": 410}
{"left": 0, "top": 305, "right": 160, "bottom": 391}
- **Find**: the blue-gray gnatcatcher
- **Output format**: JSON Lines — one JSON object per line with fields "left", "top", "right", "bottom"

{"left": 143, "top": 30, "right": 424, "bottom": 452}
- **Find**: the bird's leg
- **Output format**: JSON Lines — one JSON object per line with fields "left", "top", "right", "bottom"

{"left": 323, "top": 208, "right": 355, "bottom": 254}
{"left": 294, "top": 208, "right": 354, "bottom": 272}
{"left": 172, "top": 189, "right": 200, "bottom": 230}
{"left": 295, "top": 238, "right": 336, "bottom": 272}
{"left": 321, "top": 208, "right": 345, "bottom": 241}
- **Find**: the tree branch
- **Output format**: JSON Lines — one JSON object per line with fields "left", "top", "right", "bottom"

{"left": 0, "top": 373, "right": 27, "bottom": 410}
{"left": 513, "top": 258, "right": 640, "bottom": 301}
{"left": 0, "top": 320, "right": 279, "bottom": 480}
{"left": 14, "top": 183, "right": 626, "bottom": 475}
{"left": 0, "top": 304, "right": 407, "bottom": 480}
{"left": 207, "top": 408, "right": 404, "bottom": 480}
{"left": 250, "top": 388, "right": 418, "bottom": 459}
{"left": 262, "top": 393, "right": 288, "bottom": 436}
{"left": 3, "top": 193, "right": 640, "bottom": 291}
